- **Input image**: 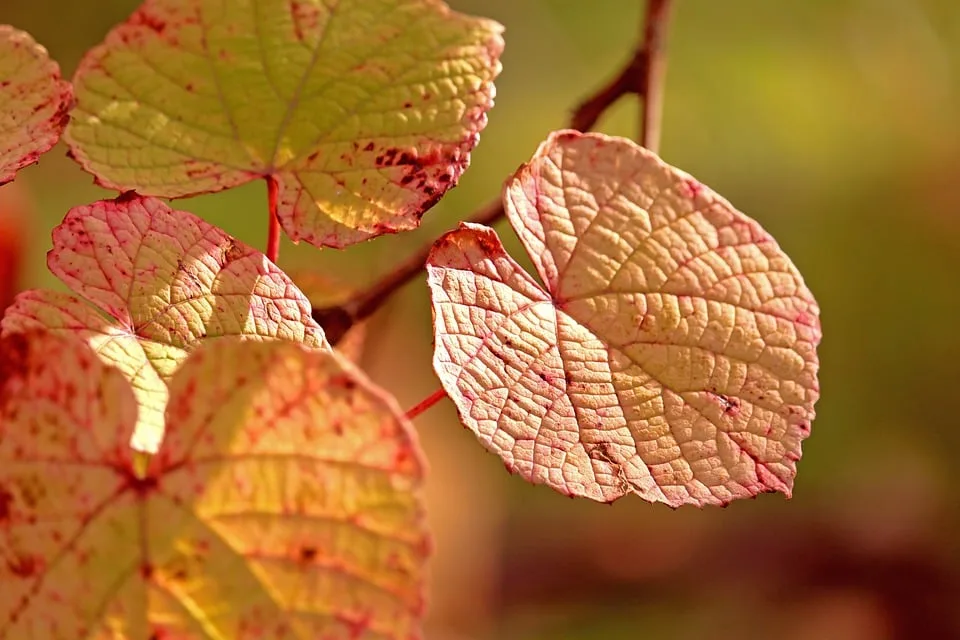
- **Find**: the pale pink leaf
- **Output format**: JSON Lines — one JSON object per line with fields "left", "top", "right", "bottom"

{"left": 2, "top": 194, "right": 326, "bottom": 452}
{"left": 426, "top": 130, "right": 821, "bottom": 507}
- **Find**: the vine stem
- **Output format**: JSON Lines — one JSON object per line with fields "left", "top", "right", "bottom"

{"left": 405, "top": 388, "right": 448, "bottom": 420}
{"left": 639, "top": 0, "right": 674, "bottom": 153}
{"left": 265, "top": 175, "right": 282, "bottom": 264}
{"left": 313, "top": 0, "right": 675, "bottom": 344}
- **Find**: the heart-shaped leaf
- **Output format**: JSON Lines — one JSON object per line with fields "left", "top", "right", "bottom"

{"left": 0, "top": 25, "right": 73, "bottom": 184}
{"left": 426, "top": 130, "right": 821, "bottom": 507}
{"left": 0, "top": 331, "right": 428, "bottom": 639}
{"left": 1, "top": 194, "right": 326, "bottom": 453}
{"left": 65, "top": 0, "right": 504, "bottom": 248}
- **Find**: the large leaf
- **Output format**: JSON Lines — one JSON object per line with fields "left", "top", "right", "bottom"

{"left": 0, "top": 25, "right": 73, "bottom": 184}
{"left": 65, "top": 0, "right": 504, "bottom": 248}
{"left": 426, "top": 130, "right": 821, "bottom": 507}
{"left": 1, "top": 194, "right": 326, "bottom": 453}
{"left": 0, "top": 331, "right": 428, "bottom": 639}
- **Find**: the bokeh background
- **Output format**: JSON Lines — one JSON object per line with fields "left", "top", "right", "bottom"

{"left": 2, "top": 1, "right": 959, "bottom": 638}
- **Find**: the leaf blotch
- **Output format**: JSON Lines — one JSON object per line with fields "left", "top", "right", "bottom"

{"left": 0, "top": 485, "right": 13, "bottom": 521}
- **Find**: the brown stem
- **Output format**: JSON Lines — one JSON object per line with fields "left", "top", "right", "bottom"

{"left": 639, "top": 0, "right": 674, "bottom": 152}
{"left": 313, "top": 1, "right": 675, "bottom": 344}
{"left": 569, "top": 46, "right": 646, "bottom": 133}
{"left": 265, "top": 175, "right": 281, "bottom": 264}
{"left": 343, "top": 198, "right": 503, "bottom": 327}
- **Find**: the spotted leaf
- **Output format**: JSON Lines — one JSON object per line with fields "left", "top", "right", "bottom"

{"left": 65, "top": 0, "right": 504, "bottom": 248}
{"left": 0, "top": 25, "right": 72, "bottom": 184}
{"left": 0, "top": 331, "right": 428, "bottom": 639}
{"left": 1, "top": 194, "right": 326, "bottom": 453}
{"left": 426, "top": 130, "right": 821, "bottom": 507}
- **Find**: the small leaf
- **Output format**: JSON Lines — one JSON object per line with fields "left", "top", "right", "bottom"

{"left": 1, "top": 194, "right": 326, "bottom": 453}
{"left": 426, "top": 130, "right": 821, "bottom": 507}
{"left": 0, "top": 331, "right": 428, "bottom": 639}
{"left": 65, "top": 0, "right": 504, "bottom": 248}
{"left": 0, "top": 25, "right": 73, "bottom": 184}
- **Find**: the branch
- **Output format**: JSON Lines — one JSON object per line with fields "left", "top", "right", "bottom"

{"left": 639, "top": 0, "right": 674, "bottom": 153}
{"left": 313, "top": 0, "right": 675, "bottom": 344}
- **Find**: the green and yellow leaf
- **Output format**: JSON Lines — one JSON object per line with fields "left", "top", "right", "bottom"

{"left": 65, "top": 0, "right": 504, "bottom": 248}
{"left": 0, "top": 25, "right": 72, "bottom": 184}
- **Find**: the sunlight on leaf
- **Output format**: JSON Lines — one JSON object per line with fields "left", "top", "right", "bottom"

{"left": 1, "top": 194, "right": 326, "bottom": 453}
{"left": 426, "top": 130, "right": 821, "bottom": 507}
{"left": 0, "top": 331, "right": 428, "bottom": 639}
{"left": 65, "top": 0, "right": 504, "bottom": 248}
{"left": 0, "top": 25, "right": 72, "bottom": 185}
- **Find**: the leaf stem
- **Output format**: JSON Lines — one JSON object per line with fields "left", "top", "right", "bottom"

{"left": 313, "top": 2, "right": 676, "bottom": 343}
{"left": 405, "top": 388, "right": 448, "bottom": 421}
{"left": 265, "top": 175, "right": 281, "bottom": 264}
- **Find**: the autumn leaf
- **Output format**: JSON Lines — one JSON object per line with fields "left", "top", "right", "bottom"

{"left": 0, "top": 25, "right": 73, "bottom": 185}
{"left": 426, "top": 130, "right": 821, "bottom": 507}
{"left": 65, "top": 0, "right": 504, "bottom": 249}
{"left": 1, "top": 194, "right": 326, "bottom": 453}
{"left": 0, "top": 331, "right": 428, "bottom": 639}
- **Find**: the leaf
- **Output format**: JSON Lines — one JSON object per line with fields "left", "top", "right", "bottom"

{"left": 65, "top": 0, "right": 504, "bottom": 249}
{"left": 426, "top": 130, "right": 821, "bottom": 507}
{"left": 1, "top": 194, "right": 326, "bottom": 453}
{"left": 0, "top": 331, "right": 428, "bottom": 639}
{"left": 0, "top": 25, "right": 73, "bottom": 185}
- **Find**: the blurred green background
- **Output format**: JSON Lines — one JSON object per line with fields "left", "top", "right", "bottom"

{"left": 2, "top": 1, "right": 959, "bottom": 638}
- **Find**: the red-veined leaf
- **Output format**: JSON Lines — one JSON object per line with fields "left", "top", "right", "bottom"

{"left": 426, "top": 130, "right": 821, "bottom": 507}
{"left": 1, "top": 194, "right": 326, "bottom": 453}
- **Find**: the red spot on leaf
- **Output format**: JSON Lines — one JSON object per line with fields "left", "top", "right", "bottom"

{"left": 298, "top": 546, "right": 318, "bottom": 563}
{"left": 7, "top": 554, "right": 41, "bottom": 578}
{"left": 329, "top": 375, "right": 357, "bottom": 391}
{"left": 795, "top": 310, "right": 816, "bottom": 326}
{"left": 130, "top": 11, "right": 167, "bottom": 34}
{"left": 0, "top": 485, "right": 13, "bottom": 521}
{"left": 683, "top": 178, "right": 702, "bottom": 199}
{"left": 0, "top": 332, "right": 30, "bottom": 389}
{"left": 338, "top": 612, "right": 372, "bottom": 639}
